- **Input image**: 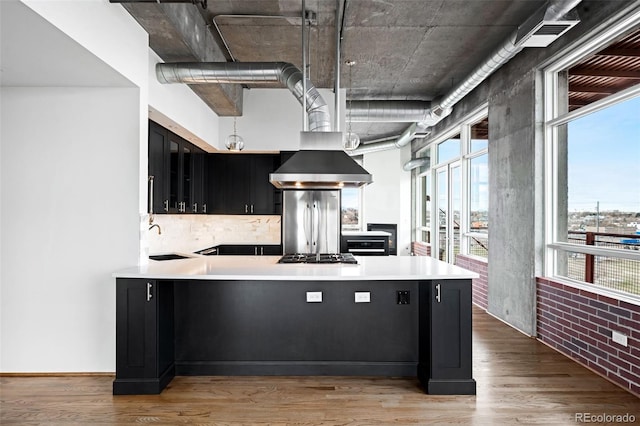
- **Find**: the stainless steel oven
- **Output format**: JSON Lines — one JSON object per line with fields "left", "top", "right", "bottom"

{"left": 341, "top": 233, "right": 389, "bottom": 256}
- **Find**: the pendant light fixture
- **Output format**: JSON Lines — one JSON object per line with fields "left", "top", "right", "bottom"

{"left": 343, "top": 59, "right": 360, "bottom": 151}
{"left": 225, "top": 117, "right": 245, "bottom": 151}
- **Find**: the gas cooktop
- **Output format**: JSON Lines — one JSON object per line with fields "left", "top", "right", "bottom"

{"left": 278, "top": 253, "right": 358, "bottom": 264}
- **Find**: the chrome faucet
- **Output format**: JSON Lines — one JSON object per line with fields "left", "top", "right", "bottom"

{"left": 149, "top": 223, "right": 161, "bottom": 235}
{"left": 148, "top": 213, "right": 161, "bottom": 235}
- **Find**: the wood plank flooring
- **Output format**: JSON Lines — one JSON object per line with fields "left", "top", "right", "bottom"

{"left": 1, "top": 306, "right": 638, "bottom": 425}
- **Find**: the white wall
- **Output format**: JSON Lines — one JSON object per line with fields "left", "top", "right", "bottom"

{"left": 362, "top": 145, "right": 413, "bottom": 255}
{"left": 148, "top": 49, "right": 220, "bottom": 152}
{"left": 218, "top": 88, "right": 345, "bottom": 152}
{"left": 0, "top": 0, "right": 147, "bottom": 372}
{"left": 1, "top": 87, "right": 140, "bottom": 372}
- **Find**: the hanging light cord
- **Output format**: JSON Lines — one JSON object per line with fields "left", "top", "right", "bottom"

{"left": 346, "top": 60, "right": 355, "bottom": 139}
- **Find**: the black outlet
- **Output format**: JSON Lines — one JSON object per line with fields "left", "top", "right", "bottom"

{"left": 397, "top": 290, "right": 410, "bottom": 305}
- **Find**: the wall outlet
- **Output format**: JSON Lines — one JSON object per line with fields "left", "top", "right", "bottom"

{"left": 397, "top": 290, "right": 410, "bottom": 305}
{"left": 612, "top": 330, "right": 628, "bottom": 347}
{"left": 354, "top": 292, "right": 371, "bottom": 303}
{"left": 306, "top": 291, "right": 322, "bottom": 303}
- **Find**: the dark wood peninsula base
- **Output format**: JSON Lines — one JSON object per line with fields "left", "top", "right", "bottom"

{"left": 113, "top": 277, "right": 475, "bottom": 396}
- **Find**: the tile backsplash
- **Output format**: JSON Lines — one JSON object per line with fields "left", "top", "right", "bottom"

{"left": 148, "top": 214, "right": 281, "bottom": 254}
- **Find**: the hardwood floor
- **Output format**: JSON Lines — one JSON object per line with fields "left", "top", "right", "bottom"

{"left": 1, "top": 306, "right": 638, "bottom": 425}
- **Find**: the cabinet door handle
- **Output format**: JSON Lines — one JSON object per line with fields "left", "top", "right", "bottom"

{"left": 251, "top": 204, "right": 254, "bottom": 213}
{"left": 148, "top": 176, "right": 154, "bottom": 215}
{"left": 261, "top": 247, "right": 264, "bottom": 255}
{"left": 435, "top": 283, "right": 441, "bottom": 303}
{"left": 163, "top": 200, "right": 169, "bottom": 212}
{"left": 193, "top": 203, "right": 198, "bottom": 213}
{"left": 254, "top": 246, "right": 258, "bottom": 255}
{"left": 245, "top": 204, "right": 248, "bottom": 213}
{"left": 203, "top": 203, "right": 207, "bottom": 214}
{"left": 146, "top": 282, "right": 153, "bottom": 302}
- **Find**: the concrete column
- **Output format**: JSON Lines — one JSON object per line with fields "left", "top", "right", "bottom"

{"left": 487, "top": 66, "right": 540, "bottom": 336}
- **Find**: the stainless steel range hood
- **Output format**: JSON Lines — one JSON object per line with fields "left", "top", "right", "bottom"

{"left": 270, "top": 132, "right": 373, "bottom": 189}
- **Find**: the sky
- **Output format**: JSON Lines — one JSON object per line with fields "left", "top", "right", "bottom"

{"left": 567, "top": 95, "right": 640, "bottom": 212}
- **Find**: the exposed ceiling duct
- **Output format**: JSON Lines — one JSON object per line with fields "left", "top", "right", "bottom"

{"left": 349, "top": 0, "right": 581, "bottom": 160}
{"left": 348, "top": 122, "right": 431, "bottom": 156}
{"left": 403, "top": 157, "right": 430, "bottom": 172}
{"left": 156, "top": 61, "right": 331, "bottom": 132}
{"left": 348, "top": 101, "right": 434, "bottom": 123}
{"left": 110, "top": 0, "right": 207, "bottom": 7}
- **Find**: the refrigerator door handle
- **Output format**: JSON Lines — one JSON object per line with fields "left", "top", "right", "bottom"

{"left": 304, "top": 202, "right": 311, "bottom": 251}
{"left": 313, "top": 202, "right": 320, "bottom": 251}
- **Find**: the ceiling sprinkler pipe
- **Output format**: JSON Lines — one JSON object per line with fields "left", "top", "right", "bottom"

{"left": 156, "top": 61, "right": 331, "bottom": 132}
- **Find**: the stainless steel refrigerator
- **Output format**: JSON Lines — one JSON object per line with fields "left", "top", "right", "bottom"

{"left": 282, "top": 190, "right": 341, "bottom": 254}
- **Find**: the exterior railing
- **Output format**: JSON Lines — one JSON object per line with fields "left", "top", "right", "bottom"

{"left": 566, "top": 231, "right": 640, "bottom": 296}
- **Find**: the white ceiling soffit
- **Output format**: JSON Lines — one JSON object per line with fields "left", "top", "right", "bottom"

{"left": 0, "top": 1, "right": 133, "bottom": 87}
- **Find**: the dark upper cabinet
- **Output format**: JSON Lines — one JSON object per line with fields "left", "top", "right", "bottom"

{"left": 208, "top": 153, "right": 281, "bottom": 215}
{"left": 148, "top": 121, "right": 170, "bottom": 214}
{"left": 192, "top": 149, "right": 208, "bottom": 213}
{"left": 148, "top": 120, "right": 206, "bottom": 214}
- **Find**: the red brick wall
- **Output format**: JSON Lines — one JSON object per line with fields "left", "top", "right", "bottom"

{"left": 537, "top": 277, "right": 640, "bottom": 396}
{"left": 411, "top": 241, "right": 431, "bottom": 256}
{"left": 455, "top": 254, "right": 488, "bottom": 310}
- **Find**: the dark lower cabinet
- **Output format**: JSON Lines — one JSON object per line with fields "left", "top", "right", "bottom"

{"left": 113, "top": 279, "right": 175, "bottom": 395}
{"left": 418, "top": 279, "right": 476, "bottom": 395}
{"left": 113, "top": 278, "right": 475, "bottom": 395}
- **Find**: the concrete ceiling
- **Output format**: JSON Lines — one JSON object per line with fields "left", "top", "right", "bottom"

{"left": 118, "top": 0, "right": 551, "bottom": 142}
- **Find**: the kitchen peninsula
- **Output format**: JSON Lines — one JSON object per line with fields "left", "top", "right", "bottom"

{"left": 112, "top": 256, "right": 477, "bottom": 396}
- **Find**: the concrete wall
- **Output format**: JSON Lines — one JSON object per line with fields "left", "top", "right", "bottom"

{"left": 486, "top": 66, "right": 539, "bottom": 335}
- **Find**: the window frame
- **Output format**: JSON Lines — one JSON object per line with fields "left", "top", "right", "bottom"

{"left": 415, "top": 105, "right": 489, "bottom": 261}
{"left": 542, "top": 9, "right": 640, "bottom": 300}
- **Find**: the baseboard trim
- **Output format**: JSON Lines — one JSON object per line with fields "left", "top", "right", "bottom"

{"left": 175, "top": 361, "right": 417, "bottom": 377}
{"left": 0, "top": 372, "right": 115, "bottom": 377}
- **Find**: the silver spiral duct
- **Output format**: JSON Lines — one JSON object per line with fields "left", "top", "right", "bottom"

{"left": 156, "top": 62, "right": 332, "bottom": 132}
{"left": 348, "top": 101, "right": 434, "bottom": 123}
{"left": 348, "top": 122, "right": 430, "bottom": 156}
{"left": 402, "top": 157, "right": 430, "bottom": 171}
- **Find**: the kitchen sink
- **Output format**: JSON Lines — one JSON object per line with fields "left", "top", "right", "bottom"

{"left": 149, "top": 254, "right": 191, "bottom": 261}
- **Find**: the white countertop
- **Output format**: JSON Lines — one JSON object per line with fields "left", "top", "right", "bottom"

{"left": 113, "top": 255, "right": 478, "bottom": 281}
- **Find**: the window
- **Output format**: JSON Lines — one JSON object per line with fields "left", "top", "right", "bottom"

{"left": 419, "top": 174, "right": 431, "bottom": 243}
{"left": 341, "top": 187, "right": 361, "bottom": 230}
{"left": 437, "top": 136, "right": 461, "bottom": 164}
{"left": 341, "top": 156, "right": 365, "bottom": 231}
{"left": 416, "top": 108, "right": 489, "bottom": 261}
{"left": 544, "top": 23, "right": 640, "bottom": 298}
